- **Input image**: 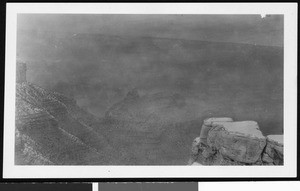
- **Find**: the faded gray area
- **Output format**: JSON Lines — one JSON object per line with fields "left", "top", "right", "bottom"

{"left": 15, "top": 14, "right": 283, "bottom": 165}
{"left": 17, "top": 14, "right": 283, "bottom": 134}
{"left": 18, "top": 14, "right": 283, "bottom": 46}
{"left": 99, "top": 182, "right": 198, "bottom": 191}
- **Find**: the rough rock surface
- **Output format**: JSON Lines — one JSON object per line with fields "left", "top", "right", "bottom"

{"left": 15, "top": 82, "right": 118, "bottom": 165}
{"left": 16, "top": 81, "right": 197, "bottom": 165}
{"left": 189, "top": 118, "right": 283, "bottom": 165}
{"left": 208, "top": 121, "right": 266, "bottom": 163}
{"left": 262, "top": 135, "right": 283, "bottom": 165}
{"left": 200, "top": 117, "right": 233, "bottom": 144}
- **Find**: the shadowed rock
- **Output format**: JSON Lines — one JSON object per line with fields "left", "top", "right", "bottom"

{"left": 262, "top": 135, "right": 283, "bottom": 165}
{"left": 200, "top": 117, "right": 233, "bottom": 144}
{"left": 15, "top": 81, "right": 116, "bottom": 165}
{"left": 207, "top": 121, "right": 266, "bottom": 163}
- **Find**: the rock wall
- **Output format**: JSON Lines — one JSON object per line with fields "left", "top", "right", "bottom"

{"left": 189, "top": 117, "right": 283, "bottom": 165}
{"left": 15, "top": 81, "right": 115, "bottom": 165}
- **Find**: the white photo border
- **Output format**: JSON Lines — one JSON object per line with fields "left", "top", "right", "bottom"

{"left": 3, "top": 3, "right": 298, "bottom": 179}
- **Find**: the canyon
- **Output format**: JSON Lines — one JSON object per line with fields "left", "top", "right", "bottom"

{"left": 15, "top": 63, "right": 283, "bottom": 165}
{"left": 15, "top": 24, "right": 283, "bottom": 165}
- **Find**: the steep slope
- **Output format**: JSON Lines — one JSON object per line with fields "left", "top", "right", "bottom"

{"left": 15, "top": 82, "right": 199, "bottom": 165}
{"left": 15, "top": 82, "right": 118, "bottom": 165}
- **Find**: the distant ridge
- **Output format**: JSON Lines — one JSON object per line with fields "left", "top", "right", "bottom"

{"left": 18, "top": 29, "right": 283, "bottom": 48}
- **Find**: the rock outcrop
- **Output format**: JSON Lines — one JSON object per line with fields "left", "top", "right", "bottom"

{"left": 189, "top": 118, "right": 283, "bottom": 165}
{"left": 15, "top": 76, "right": 198, "bottom": 165}
{"left": 262, "top": 135, "right": 283, "bottom": 165}
{"left": 15, "top": 81, "right": 117, "bottom": 165}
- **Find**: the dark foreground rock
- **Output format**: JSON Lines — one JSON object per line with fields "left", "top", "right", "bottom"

{"left": 189, "top": 118, "right": 283, "bottom": 165}
{"left": 15, "top": 82, "right": 118, "bottom": 165}
{"left": 262, "top": 135, "right": 283, "bottom": 165}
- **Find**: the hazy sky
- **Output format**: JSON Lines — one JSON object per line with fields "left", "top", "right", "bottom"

{"left": 16, "top": 14, "right": 284, "bottom": 130}
{"left": 18, "top": 14, "right": 283, "bottom": 46}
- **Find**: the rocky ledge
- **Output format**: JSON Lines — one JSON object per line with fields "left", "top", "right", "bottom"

{"left": 189, "top": 117, "right": 283, "bottom": 165}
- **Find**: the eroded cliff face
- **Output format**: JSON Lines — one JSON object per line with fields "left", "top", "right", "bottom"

{"left": 16, "top": 82, "right": 284, "bottom": 165}
{"left": 15, "top": 82, "right": 118, "bottom": 165}
{"left": 15, "top": 82, "right": 199, "bottom": 165}
{"left": 189, "top": 118, "right": 283, "bottom": 165}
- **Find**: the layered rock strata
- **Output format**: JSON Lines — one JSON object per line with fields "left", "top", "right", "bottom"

{"left": 189, "top": 118, "right": 283, "bottom": 165}
{"left": 15, "top": 82, "right": 116, "bottom": 165}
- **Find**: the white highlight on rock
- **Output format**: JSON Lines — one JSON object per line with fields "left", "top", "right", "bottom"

{"left": 267, "top": 135, "right": 283, "bottom": 145}
{"left": 212, "top": 121, "right": 265, "bottom": 139}
{"left": 191, "top": 162, "right": 202, "bottom": 166}
{"left": 203, "top": 117, "right": 233, "bottom": 126}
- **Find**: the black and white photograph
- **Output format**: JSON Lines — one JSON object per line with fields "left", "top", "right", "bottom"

{"left": 14, "top": 13, "right": 285, "bottom": 166}
{"left": 3, "top": 3, "right": 297, "bottom": 178}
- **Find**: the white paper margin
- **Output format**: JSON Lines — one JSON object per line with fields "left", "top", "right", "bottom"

{"left": 3, "top": 3, "right": 298, "bottom": 178}
{"left": 93, "top": 183, "right": 98, "bottom": 191}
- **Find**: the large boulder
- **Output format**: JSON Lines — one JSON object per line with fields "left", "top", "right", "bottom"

{"left": 207, "top": 120, "right": 266, "bottom": 164}
{"left": 189, "top": 118, "right": 284, "bottom": 166}
{"left": 262, "top": 135, "right": 283, "bottom": 165}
